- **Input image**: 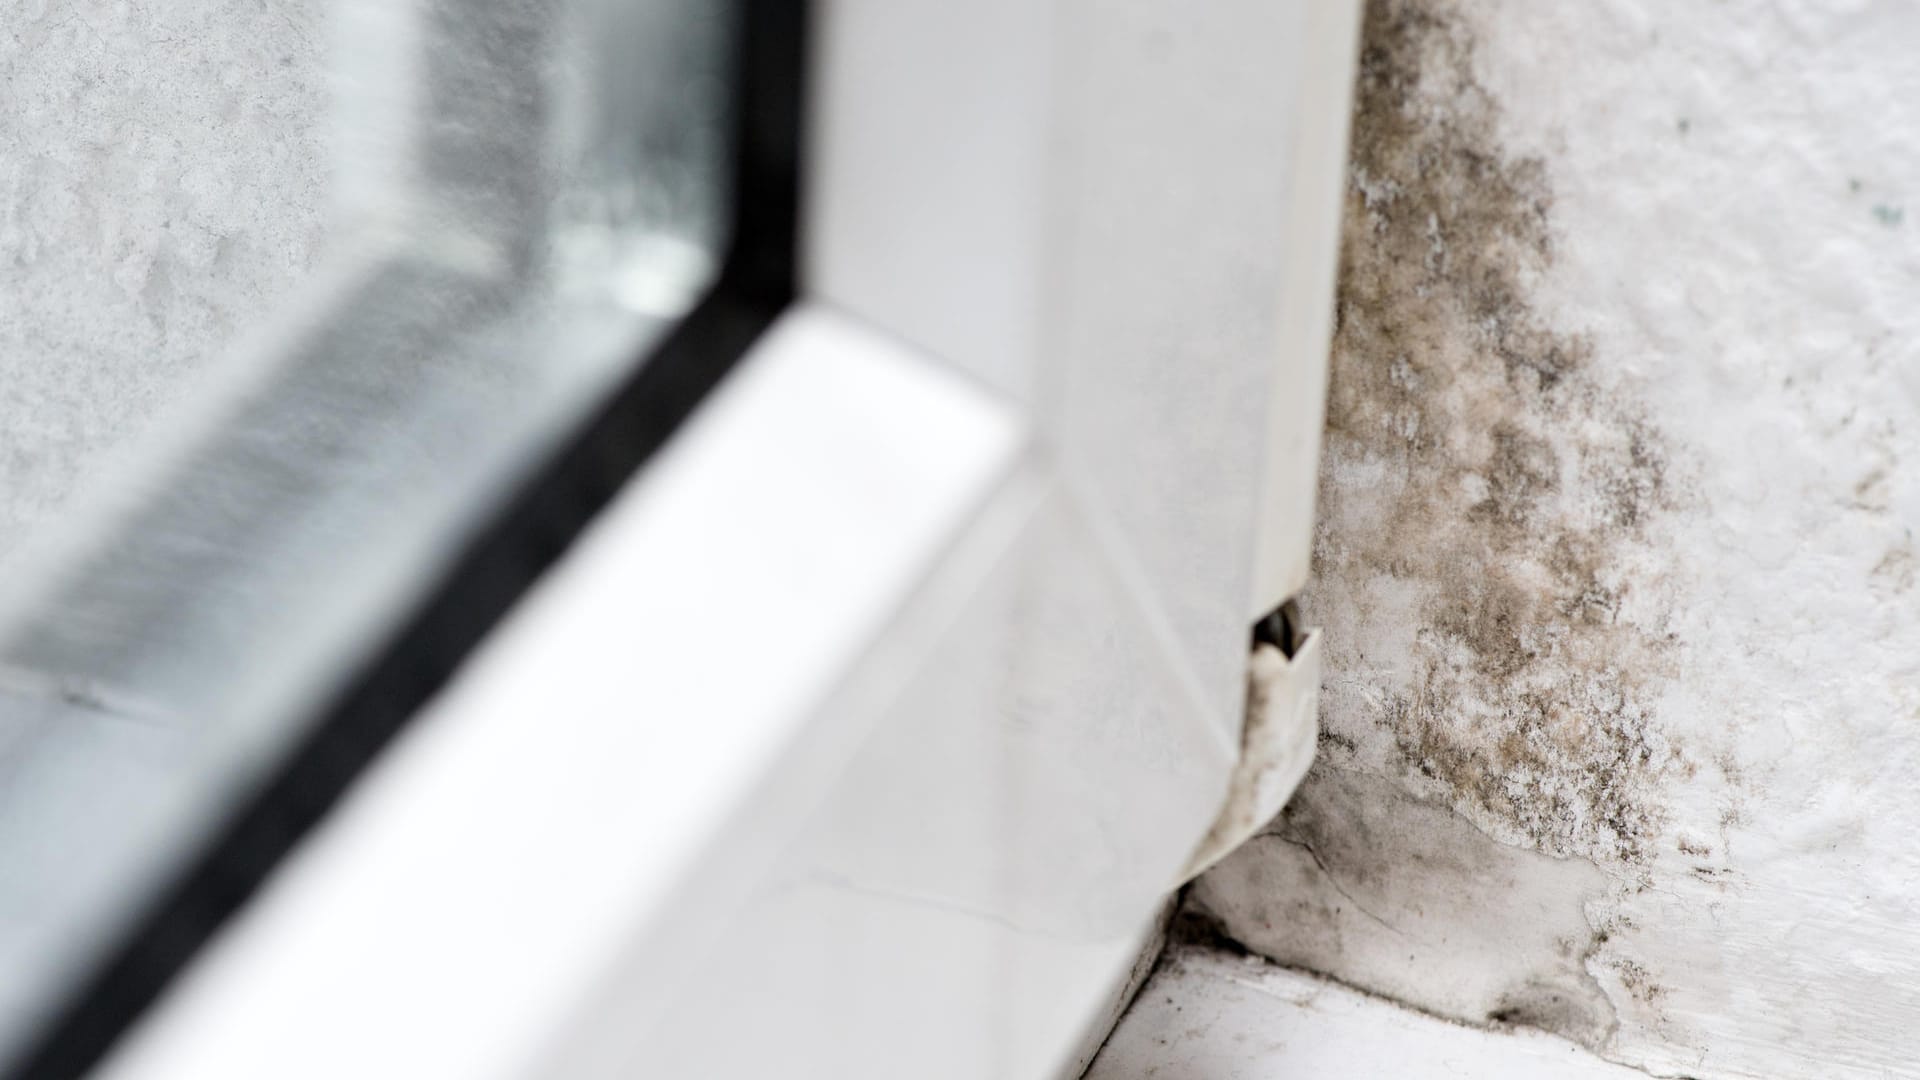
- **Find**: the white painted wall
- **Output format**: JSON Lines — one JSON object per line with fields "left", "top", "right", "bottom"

{"left": 1191, "top": 2, "right": 1920, "bottom": 1078}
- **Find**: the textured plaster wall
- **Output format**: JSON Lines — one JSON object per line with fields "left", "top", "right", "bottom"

{"left": 1191, "top": 1, "right": 1920, "bottom": 1077}
{"left": 0, "top": 1, "right": 327, "bottom": 566}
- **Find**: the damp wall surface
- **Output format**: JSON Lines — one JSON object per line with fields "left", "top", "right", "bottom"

{"left": 1191, "top": 1, "right": 1920, "bottom": 1077}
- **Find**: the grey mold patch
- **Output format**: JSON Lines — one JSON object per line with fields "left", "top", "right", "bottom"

{"left": 1304, "top": 0, "right": 1687, "bottom": 866}
{"left": 1188, "top": 767, "right": 1618, "bottom": 1048}
{"left": 1190, "top": 0, "right": 1697, "bottom": 1053}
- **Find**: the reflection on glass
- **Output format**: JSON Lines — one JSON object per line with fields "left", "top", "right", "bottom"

{"left": 0, "top": 0, "right": 732, "bottom": 1059}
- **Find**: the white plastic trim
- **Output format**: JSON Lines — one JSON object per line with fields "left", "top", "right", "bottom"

{"left": 95, "top": 306, "right": 1025, "bottom": 1080}
{"left": 1183, "top": 631, "right": 1325, "bottom": 881}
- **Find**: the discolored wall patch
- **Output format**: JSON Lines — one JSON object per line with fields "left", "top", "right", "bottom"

{"left": 1189, "top": 0, "right": 1696, "bottom": 1052}
{"left": 1300, "top": 0, "right": 1687, "bottom": 866}
{"left": 1190, "top": 0, "right": 1920, "bottom": 1076}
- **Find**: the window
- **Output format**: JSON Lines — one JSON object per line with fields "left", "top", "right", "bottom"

{"left": 0, "top": 2, "right": 1353, "bottom": 1077}
{"left": 0, "top": 1, "right": 797, "bottom": 1074}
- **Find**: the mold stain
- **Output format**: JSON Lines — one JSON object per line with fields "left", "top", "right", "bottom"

{"left": 1306, "top": 0, "right": 1687, "bottom": 867}
{"left": 1871, "top": 540, "right": 1915, "bottom": 596}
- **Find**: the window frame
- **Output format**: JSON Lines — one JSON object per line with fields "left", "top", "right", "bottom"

{"left": 6, "top": 0, "right": 1364, "bottom": 1076}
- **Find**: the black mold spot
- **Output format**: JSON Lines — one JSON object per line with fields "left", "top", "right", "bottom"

{"left": 1317, "top": 729, "right": 1359, "bottom": 756}
{"left": 1610, "top": 958, "right": 1669, "bottom": 1007}
{"left": 1487, "top": 983, "right": 1600, "bottom": 1038}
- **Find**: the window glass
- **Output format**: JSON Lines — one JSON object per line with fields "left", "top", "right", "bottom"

{"left": 0, "top": 0, "right": 330, "bottom": 577}
{"left": 0, "top": 0, "right": 736, "bottom": 1064}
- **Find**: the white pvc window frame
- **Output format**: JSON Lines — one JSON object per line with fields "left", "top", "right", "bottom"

{"left": 62, "top": 2, "right": 1362, "bottom": 1078}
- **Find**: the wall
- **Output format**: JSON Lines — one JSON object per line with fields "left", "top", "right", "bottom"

{"left": 1190, "top": 1, "right": 1920, "bottom": 1077}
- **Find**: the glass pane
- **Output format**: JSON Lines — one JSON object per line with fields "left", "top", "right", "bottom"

{"left": 1, "top": 0, "right": 330, "bottom": 573}
{"left": 0, "top": 0, "right": 734, "bottom": 1061}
